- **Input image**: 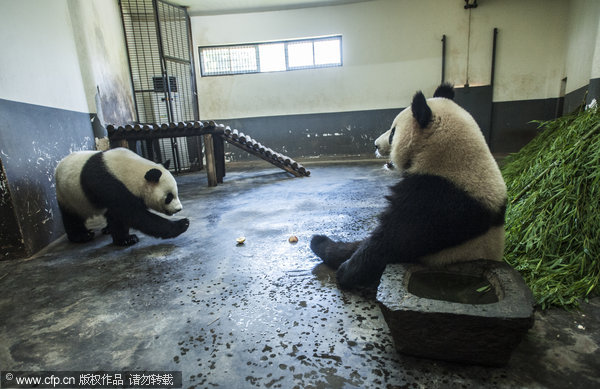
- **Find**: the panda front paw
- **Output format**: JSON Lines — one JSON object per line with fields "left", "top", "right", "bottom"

{"left": 164, "top": 218, "right": 190, "bottom": 239}
{"left": 113, "top": 234, "right": 139, "bottom": 246}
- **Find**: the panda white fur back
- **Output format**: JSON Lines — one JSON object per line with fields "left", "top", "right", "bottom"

{"left": 56, "top": 151, "right": 100, "bottom": 220}
{"left": 389, "top": 96, "right": 505, "bottom": 212}
{"left": 55, "top": 148, "right": 189, "bottom": 246}
{"left": 311, "top": 83, "right": 507, "bottom": 288}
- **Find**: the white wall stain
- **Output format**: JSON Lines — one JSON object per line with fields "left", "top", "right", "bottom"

{"left": 0, "top": 173, "right": 8, "bottom": 206}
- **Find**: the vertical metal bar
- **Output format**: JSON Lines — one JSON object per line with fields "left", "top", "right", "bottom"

{"left": 153, "top": 0, "right": 173, "bottom": 124}
{"left": 488, "top": 28, "right": 498, "bottom": 149}
{"left": 140, "top": 0, "right": 155, "bottom": 125}
{"left": 255, "top": 43, "right": 261, "bottom": 73}
{"left": 153, "top": 0, "right": 181, "bottom": 173}
{"left": 465, "top": 8, "right": 472, "bottom": 87}
{"left": 490, "top": 28, "right": 498, "bottom": 87}
{"left": 441, "top": 34, "right": 446, "bottom": 83}
{"left": 119, "top": 0, "right": 140, "bottom": 123}
{"left": 555, "top": 77, "right": 567, "bottom": 118}
{"left": 284, "top": 42, "right": 290, "bottom": 70}
{"left": 338, "top": 36, "right": 343, "bottom": 67}
{"left": 185, "top": 9, "right": 200, "bottom": 120}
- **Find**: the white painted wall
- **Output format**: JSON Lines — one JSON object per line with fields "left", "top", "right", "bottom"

{"left": 0, "top": 0, "right": 89, "bottom": 112}
{"left": 480, "top": 0, "right": 568, "bottom": 101}
{"left": 67, "top": 0, "right": 135, "bottom": 123}
{"left": 0, "top": 0, "right": 133, "bottom": 121}
{"left": 191, "top": 0, "right": 569, "bottom": 119}
{"left": 2, "top": 0, "right": 594, "bottom": 122}
{"left": 565, "top": 0, "right": 600, "bottom": 93}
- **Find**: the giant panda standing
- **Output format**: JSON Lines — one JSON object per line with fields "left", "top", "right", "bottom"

{"left": 311, "top": 83, "right": 507, "bottom": 289}
{"left": 55, "top": 147, "right": 189, "bottom": 246}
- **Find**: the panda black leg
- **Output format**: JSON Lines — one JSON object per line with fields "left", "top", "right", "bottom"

{"left": 310, "top": 235, "right": 361, "bottom": 269}
{"left": 129, "top": 210, "right": 190, "bottom": 239}
{"left": 59, "top": 205, "right": 94, "bottom": 243}
{"left": 336, "top": 241, "right": 388, "bottom": 289}
{"left": 106, "top": 211, "right": 138, "bottom": 246}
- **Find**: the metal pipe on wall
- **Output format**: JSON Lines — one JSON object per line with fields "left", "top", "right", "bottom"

{"left": 441, "top": 35, "right": 447, "bottom": 83}
{"left": 489, "top": 28, "right": 498, "bottom": 147}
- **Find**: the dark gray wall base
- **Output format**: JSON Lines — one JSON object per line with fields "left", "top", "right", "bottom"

{"left": 490, "top": 97, "right": 559, "bottom": 153}
{"left": 215, "top": 94, "right": 562, "bottom": 160}
{"left": 563, "top": 77, "right": 600, "bottom": 114}
{"left": 217, "top": 108, "right": 401, "bottom": 161}
{"left": 0, "top": 99, "right": 95, "bottom": 259}
{"left": 0, "top": 159, "right": 26, "bottom": 260}
{"left": 564, "top": 84, "right": 589, "bottom": 114}
{"left": 454, "top": 85, "right": 493, "bottom": 143}
{"left": 589, "top": 78, "right": 600, "bottom": 106}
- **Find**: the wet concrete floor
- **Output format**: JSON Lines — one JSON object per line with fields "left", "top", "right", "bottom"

{"left": 0, "top": 161, "right": 599, "bottom": 388}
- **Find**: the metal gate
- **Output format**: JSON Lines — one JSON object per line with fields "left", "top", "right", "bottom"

{"left": 120, "top": 0, "right": 202, "bottom": 173}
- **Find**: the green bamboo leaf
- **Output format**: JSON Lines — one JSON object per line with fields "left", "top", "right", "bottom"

{"left": 501, "top": 106, "right": 600, "bottom": 309}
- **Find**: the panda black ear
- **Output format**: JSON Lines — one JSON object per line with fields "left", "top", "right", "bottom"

{"left": 433, "top": 83, "right": 455, "bottom": 100}
{"left": 144, "top": 168, "right": 162, "bottom": 183}
{"left": 411, "top": 91, "right": 432, "bottom": 129}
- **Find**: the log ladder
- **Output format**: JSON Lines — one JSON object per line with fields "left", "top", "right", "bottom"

{"left": 107, "top": 121, "right": 310, "bottom": 187}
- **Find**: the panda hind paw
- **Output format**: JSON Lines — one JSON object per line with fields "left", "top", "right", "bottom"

{"left": 310, "top": 235, "right": 332, "bottom": 257}
{"left": 336, "top": 259, "right": 386, "bottom": 290}
{"left": 113, "top": 234, "right": 139, "bottom": 246}
{"left": 310, "top": 235, "right": 349, "bottom": 269}
{"left": 67, "top": 230, "right": 95, "bottom": 243}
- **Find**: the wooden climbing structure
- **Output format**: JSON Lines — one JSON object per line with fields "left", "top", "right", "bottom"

{"left": 221, "top": 126, "right": 309, "bottom": 178}
{"left": 107, "top": 121, "right": 310, "bottom": 187}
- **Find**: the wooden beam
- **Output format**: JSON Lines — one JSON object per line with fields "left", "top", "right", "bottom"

{"left": 203, "top": 134, "right": 218, "bottom": 187}
{"left": 223, "top": 136, "right": 305, "bottom": 177}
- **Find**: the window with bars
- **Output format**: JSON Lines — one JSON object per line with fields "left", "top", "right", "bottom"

{"left": 199, "top": 35, "right": 342, "bottom": 76}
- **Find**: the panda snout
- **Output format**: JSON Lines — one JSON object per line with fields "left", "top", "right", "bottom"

{"left": 164, "top": 201, "right": 183, "bottom": 216}
{"left": 167, "top": 206, "right": 182, "bottom": 216}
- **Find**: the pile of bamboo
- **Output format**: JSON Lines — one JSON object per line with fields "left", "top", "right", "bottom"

{"left": 501, "top": 106, "right": 600, "bottom": 308}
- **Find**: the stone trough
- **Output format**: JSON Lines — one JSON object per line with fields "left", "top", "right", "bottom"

{"left": 376, "top": 260, "right": 535, "bottom": 366}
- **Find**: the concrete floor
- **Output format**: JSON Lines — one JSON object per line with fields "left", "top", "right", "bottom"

{"left": 1, "top": 161, "right": 599, "bottom": 389}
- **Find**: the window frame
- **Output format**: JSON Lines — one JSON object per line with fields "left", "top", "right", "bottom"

{"left": 198, "top": 35, "right": 343, "bottom": 77}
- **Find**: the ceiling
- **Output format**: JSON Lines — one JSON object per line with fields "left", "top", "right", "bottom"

{"left": 166, "top": 0, "right": 375, "bottom": 16}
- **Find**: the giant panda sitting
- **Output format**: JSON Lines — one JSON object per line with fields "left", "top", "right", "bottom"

{"left": 311, "top": 83, "right": 507, "bottom": 288}
{"left": 55, "top": 147, "right": 189, "bottom": 246}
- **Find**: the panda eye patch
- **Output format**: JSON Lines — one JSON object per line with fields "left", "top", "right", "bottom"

{"left": 389, "top": 127, "right": 396, "bottom": 144}
{"left": 165, "top": 193, "right": 174, "bottom": 204}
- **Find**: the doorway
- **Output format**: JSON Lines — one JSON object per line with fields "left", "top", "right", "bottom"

{"left": 120, "top": 0, "right": 202, "bottom": 173}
